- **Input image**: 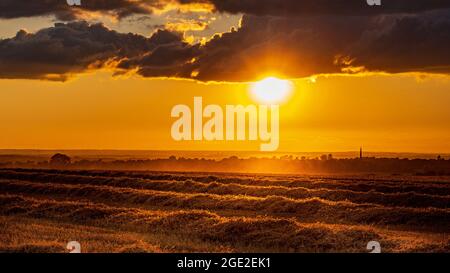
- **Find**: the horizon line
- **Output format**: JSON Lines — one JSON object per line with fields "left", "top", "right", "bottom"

{"left": 0, "top": 148, "right": 449, "bottom": 155}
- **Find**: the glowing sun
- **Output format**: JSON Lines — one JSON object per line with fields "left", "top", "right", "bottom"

{"left": 250, "top": 77, "right": 293, "bottom": 104}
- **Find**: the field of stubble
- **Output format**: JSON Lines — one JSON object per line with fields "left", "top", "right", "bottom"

{"left": 0, "top": 169, "right": 448, "bottom": 253}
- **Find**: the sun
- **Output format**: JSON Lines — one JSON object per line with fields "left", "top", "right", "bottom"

{"left": 250, "top": 77, "right": 293, "bottom": 104}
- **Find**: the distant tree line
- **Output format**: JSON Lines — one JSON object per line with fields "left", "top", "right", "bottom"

{"left": 0, "top": 153, "right": 449, "bottom": 175}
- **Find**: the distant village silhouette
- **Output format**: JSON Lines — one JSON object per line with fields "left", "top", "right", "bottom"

{"left": 1, "top": 148, "right": 449, "bottom": 175}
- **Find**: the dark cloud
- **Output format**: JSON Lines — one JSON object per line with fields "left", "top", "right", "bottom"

{"left": 179, "top": 0, "right": 450, "bottom": 16}
{"left": 1, "top": 6, "right": 449, "bottom": 81}
{"left": 346, "top": 12, "right": 450, "bottom": 73}
{"left": 180, "top": 15, "right": 369, "bottom": 81}
{"left": 0, "top": 0, "right": 158, "bottom": 21}
{"left": 2, "top": 0, "right": 449, "bottom": 21}
{"left": 0, "top": 21, "right": 187, "bottom": 80}
{"left": 176, "top": 11, "right": 450, "bottom": 81}
{"left": 117, "top": 29, "right": 200, "bottom": 78}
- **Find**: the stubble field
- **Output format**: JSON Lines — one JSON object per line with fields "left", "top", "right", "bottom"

{"left": 0, "top": 169, "right": 448, "bottom": 253}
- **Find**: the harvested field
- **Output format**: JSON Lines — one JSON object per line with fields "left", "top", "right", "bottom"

{"left": 0, "top": 169, "right": 448, "bottom": 253}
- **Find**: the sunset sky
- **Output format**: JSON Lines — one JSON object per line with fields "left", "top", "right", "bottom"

{"left": 0, "top": 0, "right": 449, "bottom": 153}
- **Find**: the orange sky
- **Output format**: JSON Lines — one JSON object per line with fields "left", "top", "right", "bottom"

{"left": 1, "top": 71, "right": 449, "bottom": 153}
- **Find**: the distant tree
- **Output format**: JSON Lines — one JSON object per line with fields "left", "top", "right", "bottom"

{"left": 320, "top": 154, "right": 328, "bottom": 161}
{"left": 50, "top": 153, "right": 71, "bottom": 166}
{"left": 437, "top": 155, "right": 442, "bottom": 160}
{"left": 328, "top": 154, "right": 333, "bottom": 160}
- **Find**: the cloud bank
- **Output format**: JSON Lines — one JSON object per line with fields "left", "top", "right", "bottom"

{"left": 0, "top": 21, "right": 191, "bottom": 80}
{"left": 0, "top": 0, "right": 163, "bottom": 21}
{"left": 0, "top": 1, "right": 449, "bottom": 81}
{"left": 2, "top": 1, "right": 449, "bottom": 20}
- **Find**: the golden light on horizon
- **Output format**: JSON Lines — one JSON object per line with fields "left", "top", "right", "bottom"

{"left": 250, "top": 77, "right": 294, "bottom": 104}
